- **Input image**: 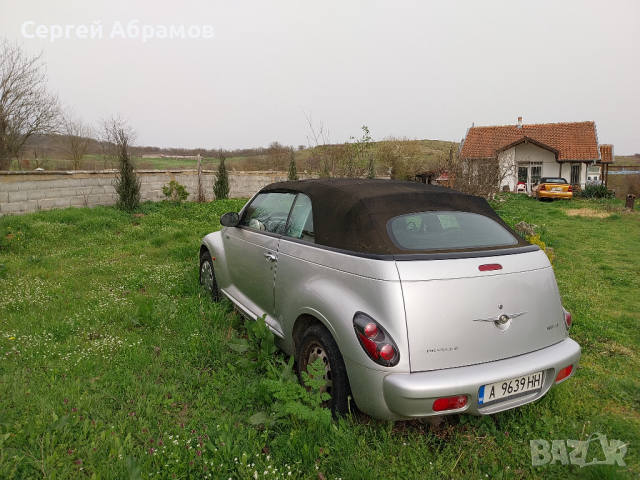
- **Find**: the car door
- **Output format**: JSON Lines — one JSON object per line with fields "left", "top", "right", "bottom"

{"left": 273, "top": 193, "right": 315, "bottom": 334}
{"left": 223, "top": 191, "right": 296, "bottom": 332}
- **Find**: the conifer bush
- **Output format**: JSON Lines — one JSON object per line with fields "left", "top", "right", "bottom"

{"left": 214, "top": 151, "right": 230, "bottom": 200}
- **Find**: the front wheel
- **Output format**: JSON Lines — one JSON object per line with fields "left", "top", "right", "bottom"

{"left": 199, "top": 250, "right": 221, "bottom": 302}
{"left": 297, "top": 324, "right": 352, "bottom": 417}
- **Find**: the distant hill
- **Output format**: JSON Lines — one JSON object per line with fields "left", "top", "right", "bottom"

{"left": 615, "top": 154, "right": 640, "bottom": 166}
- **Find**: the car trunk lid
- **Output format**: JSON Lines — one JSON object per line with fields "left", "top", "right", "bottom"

{"left": 396, "top": 249, "right": 567, "bottom": 372}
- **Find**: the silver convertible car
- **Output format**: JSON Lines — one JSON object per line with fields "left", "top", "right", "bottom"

{"left": 199, "top": 179, "right": 581, "bottom": 420}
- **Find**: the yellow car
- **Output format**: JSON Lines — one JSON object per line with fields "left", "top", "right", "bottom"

{"left": 535, "top": 177, "right": 573, "bottom": 200}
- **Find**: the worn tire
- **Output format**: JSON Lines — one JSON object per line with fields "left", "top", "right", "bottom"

{"left": 297, "top": 324, "right": 352, "bottom": 417}
{"left": 199, "top": 250, "right": 221, "bottom": 302}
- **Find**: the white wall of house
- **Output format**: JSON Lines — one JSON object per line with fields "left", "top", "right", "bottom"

{"left": 498, "top": 147, "right": 517, "bottom": 191}
{"left": 515, "top": 143, "right": 557, "bottom": 169}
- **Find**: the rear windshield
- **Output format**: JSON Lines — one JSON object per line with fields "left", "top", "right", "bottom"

{"left": 540, "top": 178, "right": 568, "bottom": 184}
{"left": 387, "top": 211, "right": 518, "bottom": 252}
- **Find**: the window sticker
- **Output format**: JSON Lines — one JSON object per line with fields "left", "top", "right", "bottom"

{"left": 437, "top": 214, "right": 460, "bottom": 229}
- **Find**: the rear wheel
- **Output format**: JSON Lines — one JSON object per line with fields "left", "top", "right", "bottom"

{"left": 199, "top": 250, "right": 221, "bottom": 302}
{"left": 297, "top": 324, "right": 352, "bottom": 417}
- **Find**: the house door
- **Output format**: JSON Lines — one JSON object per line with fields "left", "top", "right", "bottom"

{"left": 518, "top": 163, "right": 542, "bottom": 193}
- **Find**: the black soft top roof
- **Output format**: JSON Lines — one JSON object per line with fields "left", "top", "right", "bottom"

{"left": 260, "top": 178, "right": 528, "bottom": 256}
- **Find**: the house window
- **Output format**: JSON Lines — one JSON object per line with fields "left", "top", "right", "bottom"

{"left": 518, "top": 167, "right": 528, "bottom": 183}
{"left": 570, "top": 165, "right": 580, "bottom": 185}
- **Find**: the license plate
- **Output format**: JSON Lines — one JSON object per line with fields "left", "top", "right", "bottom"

{"left": 478, "top": 371, "right": 543, "bottom": 407}
{"left": 552, "top": 187, "right": 562, "bottom": 191}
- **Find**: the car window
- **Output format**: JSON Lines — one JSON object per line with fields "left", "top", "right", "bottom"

{"left": 240, "top": 192, "right": 296, "bottom": 234}
{"left": 387, "top": 211, "right": 518, "bottom": 251}
{"left": 285, "top": 194, "right": 315, "bottom": 243}
{"left": 541, "top": 178, "right": 567, "bottom": 184}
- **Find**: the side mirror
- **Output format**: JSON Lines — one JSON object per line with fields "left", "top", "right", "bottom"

{"left": 220, "top": 212, "right": 240, "bottom": 227}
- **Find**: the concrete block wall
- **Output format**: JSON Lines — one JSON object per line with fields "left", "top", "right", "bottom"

{"left": 0, "top": 170, "right": 293, "bottom": 216}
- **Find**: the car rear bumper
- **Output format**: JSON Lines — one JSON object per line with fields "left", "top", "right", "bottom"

{"left": 346, "top": 338, "right": 581, "bottom": 420}
{"left": 538, "top": 191, "right": 572, "bottom": 199}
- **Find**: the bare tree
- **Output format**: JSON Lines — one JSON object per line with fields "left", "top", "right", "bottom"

{"left": 59, "top": 113, "right": 94, "bottom": 170}
{"left": 431, "top": 146, "right": 520, "bottom": 198}
{"left": 99, "top": 115, "right": 140, "bottom": 212}
{"left": 31, "top": 146, "right": 50, "bottom": 169}
{"left": 0, "top": 39, "right": 62, "bottom": 170}
{"left": 375, "top": 135, "right": 426, "bottom": 180}
{"left": 266, "top": 141, "right": 289, "bottom": 170}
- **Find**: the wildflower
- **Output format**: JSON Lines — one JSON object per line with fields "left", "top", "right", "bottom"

{"left": 149, "top": 438, "right": 154, "bottom": 443}
{"left": 79, "top": 416, "right": 84, "bottom": 420}
{"left": 191, "top": 429, "right": 196, "bottom": 434}
{"left": 75, "top": 459, "right": 82, "bottom": 465}
{"left": 149, "top": 448, "right": 154, "bottom": 454}
{"left": 72, "top": 408, "right": 77, "bottom": 412}
{"left": 67, "top": 450, "right": 74, "bottom": 455}
{"left": 64, "top": 399, "right": 69, "bottom": 404}
{"left": 197, "top": 451, "right": 202, "bottom": 457}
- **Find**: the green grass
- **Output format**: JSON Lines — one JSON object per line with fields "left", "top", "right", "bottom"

{"left": 133, "top": 157, "right": 248, "bottom": 171}
{"left": 0, "top": 195, "right": 638, "bottom": 479}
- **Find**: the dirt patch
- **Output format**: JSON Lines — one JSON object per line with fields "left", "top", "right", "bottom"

{"left": 565, "top": 208, "right": 611, "bottom": 218}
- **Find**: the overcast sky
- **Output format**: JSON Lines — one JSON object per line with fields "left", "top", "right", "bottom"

{"left": 1, "top": 0, "right": 639, "bottom": 154}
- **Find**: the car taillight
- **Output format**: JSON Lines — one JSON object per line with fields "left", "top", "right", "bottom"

{"left": 353, "top": 312, "right": 400, "bottom": 367}
{"left": 433, "top": 396, "right": 467, "bottom": 412}
{"left": 364, "top": 323, "right": 378, "bottom": 338}
{"left": 563, "top": 307, "right": 572, "bottom": 330}
{"left": 539, "top": 184, "right": 546, "bottom": 191}
{"left": 555, "top": 365, "right": 573, "bottom": 383}
{"left": 568, "top": 185, "right": 573, "bottom": 192}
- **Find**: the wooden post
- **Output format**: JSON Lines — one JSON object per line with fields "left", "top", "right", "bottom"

{"left": 196, "top": 154, "right": 203, "bottom": 202}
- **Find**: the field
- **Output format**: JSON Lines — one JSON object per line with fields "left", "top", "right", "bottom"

{"left": 0, "top": 195, "right": 638, "bottom": 479}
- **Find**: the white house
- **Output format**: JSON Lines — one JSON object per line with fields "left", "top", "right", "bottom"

{"left": 459, "top": 118, "right": 613, "bottom": 194}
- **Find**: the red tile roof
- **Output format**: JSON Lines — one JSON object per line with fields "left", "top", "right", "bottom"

{"left": 599, "top": 144, "right": 614, "bottom": 163}
{"left": 460, "top": 121, "right": 600, "bottom": 162}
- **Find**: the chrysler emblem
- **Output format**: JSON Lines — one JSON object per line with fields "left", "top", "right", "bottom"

{"left": 473, "top": 311, "right": 527, "bottom": 323}
{"left": 473, "top": 311, "right": 527, "bottom": 332}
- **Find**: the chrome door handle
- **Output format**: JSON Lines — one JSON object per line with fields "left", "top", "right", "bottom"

{"left": 263, "top": 252, "right": 277, "bottom": 262}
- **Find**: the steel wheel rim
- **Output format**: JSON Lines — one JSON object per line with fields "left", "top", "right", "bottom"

{"left": 200, "top": 261, "right": 213, "bottom": 291}
{"left": 305, "top": 341, "right": 333, "bottom": 395}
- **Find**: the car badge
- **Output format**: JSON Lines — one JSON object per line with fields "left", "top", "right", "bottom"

{"left": 473, "top": 311, "right": 526, "bottom": 323}
{"left": 473, "top": 311, "right": 527, "bottom": 332}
